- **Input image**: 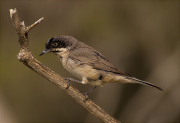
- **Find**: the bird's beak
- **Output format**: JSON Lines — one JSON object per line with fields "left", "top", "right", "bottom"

{"left": 39, "top": 49, "right": 51, "bottom": 56}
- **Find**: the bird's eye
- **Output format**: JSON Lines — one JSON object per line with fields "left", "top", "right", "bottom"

{"left": 52, "top": 42, "right": 58, "bottom": 47}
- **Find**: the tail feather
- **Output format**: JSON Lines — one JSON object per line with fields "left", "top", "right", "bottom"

{"left": 127, "top": 77, "right": 163, "bottom": 91}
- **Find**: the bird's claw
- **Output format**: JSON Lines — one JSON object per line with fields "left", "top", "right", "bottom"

{"left": 63, "top": 77, "right": 70, "bottom": 89}
{"left": 83, "top": 92, "right": 89, "bottom": 102}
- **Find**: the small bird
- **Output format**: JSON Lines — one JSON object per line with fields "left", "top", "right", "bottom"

{"left": 39, "top": 36, "right": 163, "bottom": 100}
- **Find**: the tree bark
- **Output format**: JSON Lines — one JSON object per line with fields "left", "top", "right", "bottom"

{"left": 9, "top": 8, "right": 121, "bottom": 123}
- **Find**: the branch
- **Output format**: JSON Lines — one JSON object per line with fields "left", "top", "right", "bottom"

{"left": 9, "top": 8, "right": 121, "bottom": 123}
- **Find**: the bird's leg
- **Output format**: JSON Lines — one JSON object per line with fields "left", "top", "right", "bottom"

{"left": 63, "top": 77, "right": 82, "bottom": 89}
{"left": 84, "top": 86, "right": 96, "bottom": 101}
{"left": 63, "top": 77, "right": 96, "bottom": 101}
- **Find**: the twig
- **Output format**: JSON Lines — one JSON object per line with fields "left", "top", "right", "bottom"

{"left": 26, "top": 17, "right": 44, "bottom": 32}
{"left": 9, "top": 8, "right": 121, "bottom": 123}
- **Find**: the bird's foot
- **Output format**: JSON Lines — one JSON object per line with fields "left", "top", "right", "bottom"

{"left": 83, "top": 92, "right": 89, "bottom": 102}
{"left": 63, "top": 77, "right": 82, "bottom": 89}
{"left": 63, "top": 77, "right": 70, "bottom": 89}
{"left": 83, "top": 86, "right": 96, "bottom": 102}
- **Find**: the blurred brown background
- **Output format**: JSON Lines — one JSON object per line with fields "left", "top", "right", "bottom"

{"left": 0, "top": 1, "right": 179, "bottom": 123}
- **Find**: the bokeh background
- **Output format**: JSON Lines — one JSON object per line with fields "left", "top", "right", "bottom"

{"left": 1, "top": 1, "right": 179, "bottom": 123}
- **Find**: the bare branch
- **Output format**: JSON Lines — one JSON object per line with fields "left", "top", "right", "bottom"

{"left": 9, "top": 8, "right": 121, "bottom": 123}
{"left": 26, "top": 17, "right": 44, "bottom": 32}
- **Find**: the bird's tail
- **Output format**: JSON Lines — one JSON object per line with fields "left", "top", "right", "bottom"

{"left": 125, "top": 77, "right": 163, "bottom": 91}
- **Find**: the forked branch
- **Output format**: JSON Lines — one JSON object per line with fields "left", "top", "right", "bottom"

{"left": 9, "top": 8, "right": 120, "bottom": 123}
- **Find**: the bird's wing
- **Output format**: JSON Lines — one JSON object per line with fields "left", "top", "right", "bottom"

{"left": 69, "top": 47, "right": 132, "bottom": 77}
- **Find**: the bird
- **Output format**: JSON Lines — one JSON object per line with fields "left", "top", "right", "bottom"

{"left": 39, "top": 36, "right": 163, "bottom": 100}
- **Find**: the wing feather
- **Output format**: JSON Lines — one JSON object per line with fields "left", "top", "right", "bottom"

{"left": 69, "top": 46, "right": 132, "bottom": 77}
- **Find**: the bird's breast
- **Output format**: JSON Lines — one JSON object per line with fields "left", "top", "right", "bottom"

{"left": 65, "top": 58, "right": 99, "bottom": 79}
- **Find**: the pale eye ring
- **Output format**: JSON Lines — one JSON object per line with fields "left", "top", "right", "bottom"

{"left": 52, "top": 42, "right": 58, "bottom": 47}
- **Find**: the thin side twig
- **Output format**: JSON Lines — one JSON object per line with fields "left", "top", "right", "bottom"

{"left": 9, "top": 8, "right": 121, "bottom": 123}
{"left": 26, "top": 17, "right": 44, "bottom": 32}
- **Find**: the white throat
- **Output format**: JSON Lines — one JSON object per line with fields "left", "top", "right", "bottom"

{"left": 54, "top": 48, "right": 69, "bottom": 61}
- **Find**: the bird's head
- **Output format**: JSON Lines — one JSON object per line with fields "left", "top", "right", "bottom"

{"left": 39, "top": 36, "right": 77, "bottom": 56}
